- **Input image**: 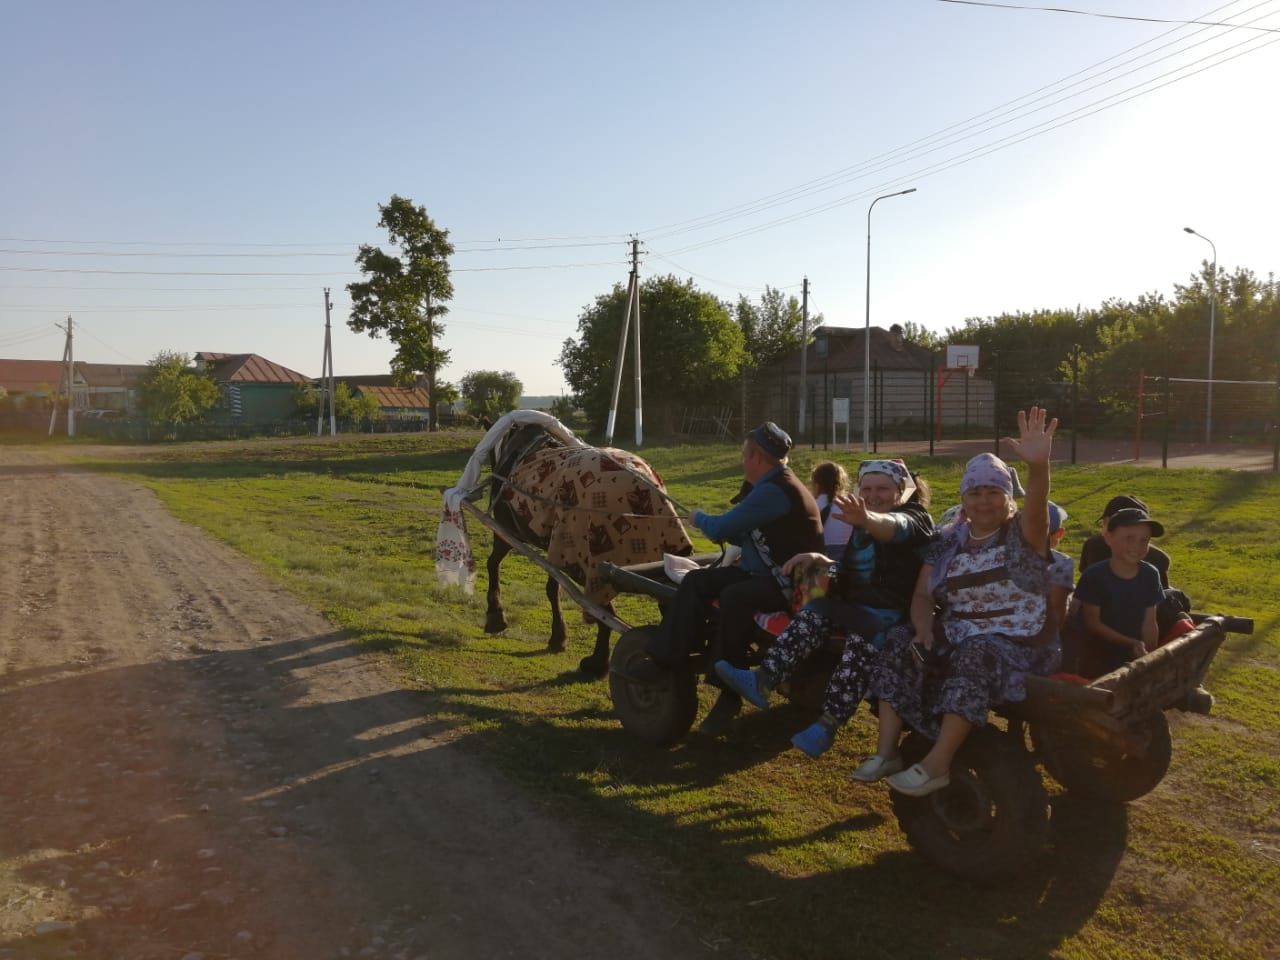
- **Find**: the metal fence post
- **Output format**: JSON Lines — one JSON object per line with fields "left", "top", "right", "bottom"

{"left": 1273, "top": 377, "right": 1279, "bottom": 473}
{"left": 872, "top": 359, "right": 879, "bottom": 453}
{"left": 928, "top": 352, "right": 936, "bottom": 457}
{"left": 992, "top": 351, "right": 1001, "bottom": 458}
{"left": 1070, "top": 344, "right": 1080, "bottom": 465}
{"left": 1161, "top": 374, "right": 1171, "bottom": 469}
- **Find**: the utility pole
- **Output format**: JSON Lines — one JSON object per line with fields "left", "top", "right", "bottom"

{"left": 606, "top": 236, "right": 642, "bottom": 447}
{"left": 798, "top": 277, "right": 810, "bottom": 438}
{"left": 48, "top": 316, "right": 74, "bottom": 438}
{"left": 425, "top": 291, "right": 436, "bottom": 431}
{"left": 318, "top": 289, "right": 336, "bottom": 436}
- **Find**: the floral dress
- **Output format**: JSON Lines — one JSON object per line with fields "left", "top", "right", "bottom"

{"left": 871, "top": 513, "right": 1058, "bottom": 738}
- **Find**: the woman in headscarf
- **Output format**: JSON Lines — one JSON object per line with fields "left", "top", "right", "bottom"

{"left": 857, "top": 407, "right": 1059, "bottom": 797}
{"left": 714, "top": 457, "right": 934, "bottom": 756}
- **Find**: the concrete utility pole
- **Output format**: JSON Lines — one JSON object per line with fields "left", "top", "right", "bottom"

{"left": 798, "top": 277, "right": 810, "bottom": 437}
{"left": 318, "top": 289, "right": 336, "bottom": 437}
{"left": 48, "top": 316, "right": 74, "bottom": 438}
{"left": 606, "top": 236, "right": 642, "bottom": 447}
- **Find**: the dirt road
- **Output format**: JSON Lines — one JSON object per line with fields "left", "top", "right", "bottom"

{"left": 0, "top": 450, "right": 723, "bottom": 960}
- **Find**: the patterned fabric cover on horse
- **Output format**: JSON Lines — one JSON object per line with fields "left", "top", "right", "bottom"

{"left": 501, "top": 444, "right": 692, "bottom": 605}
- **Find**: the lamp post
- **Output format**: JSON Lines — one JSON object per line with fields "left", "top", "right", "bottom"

{"left": 1183, "top": 226, "right": 1217, "bottom": 444}
{"left": 864, "top": 187, "right": 917, "bottom": 451}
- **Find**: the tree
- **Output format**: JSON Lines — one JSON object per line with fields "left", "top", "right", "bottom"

{"left": 558, "top": 275, "right": 746, "bottom": 436}
{"left": 735, "top": 286, "right": 816, "bottom": 431}
{"left": 460, "top": 370, "right": 523, "bottom": 420}
{"left": 138, "top": 352, "right": 219, "bottom": 424}
{"left": 292, "top": 382, "right": 383, "bottom": 425}
{"left": 347, "top": 195, "right": 454, "bottom": 430}
{"left": 431, "top": 380, "right": 460, "bottom": 426}
{"left": 899, "top": 321, "right": 943, "bottom": 351}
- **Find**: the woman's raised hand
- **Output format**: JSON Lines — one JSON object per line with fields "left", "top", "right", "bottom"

{"left": 832, "top": 492, "right": 869, "bottom": 527}
{"left": 1005, "top": 406, "right": 1058, "bottom": 465}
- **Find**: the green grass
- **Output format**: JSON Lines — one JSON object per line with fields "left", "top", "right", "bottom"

{"left": 70, "top": 432, "right": 1280, "bottom": 960}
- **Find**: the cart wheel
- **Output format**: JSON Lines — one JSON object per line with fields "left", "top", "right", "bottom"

{"left": 1033, "top": 711, "right": 1172, "bottom": 803}
{"left": 890, "top": 727, "right": 1049, "bottom": 883}
{"left": 608, "top": 626, "right": 698, "bottom": 747}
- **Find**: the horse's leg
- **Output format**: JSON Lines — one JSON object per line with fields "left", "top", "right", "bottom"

{"left": 484, "top": 536, "right": 512, "bottom": 633}
{"left": 546, "top": 576, "right": 566, "bottom": 652}
{"left": 578, "top": 603, "right": 614, "bottom": 678}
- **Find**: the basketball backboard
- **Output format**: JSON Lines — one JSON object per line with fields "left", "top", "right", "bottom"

{"left": 947, "top": 345, "right": 979, "bottom": 372}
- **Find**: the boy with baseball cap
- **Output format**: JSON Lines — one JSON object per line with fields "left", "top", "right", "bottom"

{"left": 1075, "top": 507, "right": 1167, "bottom": 677}
{"left": 1079, "top": 494, "right": 1172, "bottom": 589}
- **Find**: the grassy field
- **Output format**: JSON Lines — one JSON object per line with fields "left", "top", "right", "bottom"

{"left": 72, "top": 431, "right": 1279, "bottom": 960}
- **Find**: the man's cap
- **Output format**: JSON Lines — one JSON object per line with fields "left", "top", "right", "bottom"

{"left": 1099, "top": 494, "right": 1148, "bottom": 522}
{"left": 749, "top": 421, "right": 793, "bottom": 460}
{"left": 1106, "top": 506, "right": 1165, "bottom": 537}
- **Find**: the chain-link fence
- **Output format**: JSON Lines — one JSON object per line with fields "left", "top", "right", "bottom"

{"left": 738, "top": 346, "right": 1279, "bottom": 470}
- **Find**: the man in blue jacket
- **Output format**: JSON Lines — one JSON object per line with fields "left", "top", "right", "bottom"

{"left": 643, "top": 422, "right": 823, "bottom": 735}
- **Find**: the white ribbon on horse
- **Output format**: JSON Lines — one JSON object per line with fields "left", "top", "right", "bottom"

{"left": 436, "top": 410, "right": 587, "bottom": 594}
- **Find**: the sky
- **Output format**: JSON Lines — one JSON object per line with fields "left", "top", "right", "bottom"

{"left": 2, "top": 0, "right": 1277, "bottom": 395}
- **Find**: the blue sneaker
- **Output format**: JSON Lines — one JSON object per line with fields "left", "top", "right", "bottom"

{"left": 790, "top": 722, "right": 836, "bottom": 758}
{"left": 713, "top": 660, "right": 771, "bottom": 710}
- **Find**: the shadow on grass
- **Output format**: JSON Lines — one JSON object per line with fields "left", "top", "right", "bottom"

{"left": 414, "top": 678, "right": 1126, "bottom": 960}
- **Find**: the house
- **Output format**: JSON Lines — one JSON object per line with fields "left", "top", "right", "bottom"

{"left": 194, "top": 352, "right": 310, "bottom": 424}
{"left": 350, "top": 384, "right": 431, "bottom": 420}
{"left": 0, "top": 358, "right": 147, "bottom": 413}
{"left": 759, "top": 324, "right": 993, "bottom": 439}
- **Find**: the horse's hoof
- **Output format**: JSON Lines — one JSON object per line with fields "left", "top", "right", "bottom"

{"left": 578, "top": 655, "right": 608, "bottom": 678}
{"left": 484, "top": 612, "right": 508, "bottom": 634}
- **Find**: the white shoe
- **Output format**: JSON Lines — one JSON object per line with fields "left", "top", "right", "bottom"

{"left": 849, "top": 753, "right": 904, "bottom": 783}
{"left": 887, "top": 763, "right": 951, "bottom": 797}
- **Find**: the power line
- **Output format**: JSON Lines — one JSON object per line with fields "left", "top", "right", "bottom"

{"left": 0, "top": 232, "right": 626, "bottom": 249}
{"left": 0, "top": 239, "right": 624, "bottom": 257}
{"left": 641, "top": 0, "right": 1275, "bottom": 241}
{"left": 0, "top": 303, "right": 319, "bottom": 312}
{"left": 655, "top": 26, "right": 1279, "bottom": 256}
{"left": 935, "top": 0, "right": 1280, "bottom": 32}
{"left": 0, "top": 259, "right": 626, "bottom": 278}
{"left": 646, "top": 253, "right": 770, "bottom": 293}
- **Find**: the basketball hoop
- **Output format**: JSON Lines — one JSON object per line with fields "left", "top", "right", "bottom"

{"left": 947, "top": 344, "right": 979, "bottom": 374}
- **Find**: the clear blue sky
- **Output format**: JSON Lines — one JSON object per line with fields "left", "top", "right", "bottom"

{"left": 2, "top": 0, "right": 1277, "bottom": 394}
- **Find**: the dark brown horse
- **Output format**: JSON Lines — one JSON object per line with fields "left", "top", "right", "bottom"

{"left": 482, "top": 423, "right": 692, "bottom": 676}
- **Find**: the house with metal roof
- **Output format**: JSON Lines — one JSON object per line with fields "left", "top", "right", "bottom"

{"left": 194, "top": 352, "right": 310, "bottom": 425}
{"left": 350, "top": 384, "right": 431, "bottom": 420}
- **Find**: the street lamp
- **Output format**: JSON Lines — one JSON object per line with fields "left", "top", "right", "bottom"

{"left": 864, "top": 187, "right": 917, "bottom": 451}
{"left": 1183, "top": 226, "right": 1218, "bottom": 444}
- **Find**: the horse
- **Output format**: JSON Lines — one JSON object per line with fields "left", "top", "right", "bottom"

{"left": 479, "top": 419, "right": 692, "bottom": 676}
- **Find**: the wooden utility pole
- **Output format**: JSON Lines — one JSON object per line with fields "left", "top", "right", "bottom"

{"left": 317, "top": 289, "right": 337, "bottom": 436}
{"left": 605, "top": 236, "right": 642, "bottom": 447}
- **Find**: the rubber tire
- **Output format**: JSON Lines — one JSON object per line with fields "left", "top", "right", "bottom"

{"left": 1033, "top": 711, "right": 1172, "bottom": 803}
{"left": 608, "top": 626, "right": 698, "bottom": 747}
{"left": 890, "top": 726, "right": 1050, "bottom": 884}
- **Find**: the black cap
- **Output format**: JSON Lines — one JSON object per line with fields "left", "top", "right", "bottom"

{"left": 1099, "top": 494, "right": 1148, "bottom": 522}
{"left": 749, "top": 421, "right": 793, "bottom": 460}
{"left": 1106, "top": 507, "right": 1165, "bottom": 537}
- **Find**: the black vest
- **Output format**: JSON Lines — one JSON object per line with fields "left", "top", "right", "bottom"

{"left": 752, "top": 469, "right": 824, "bottom": 581}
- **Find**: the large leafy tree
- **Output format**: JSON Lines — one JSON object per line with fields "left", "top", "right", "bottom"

{"left": 558, "top": 275, "right": 746, "bottom": 436}
{"left": 138, "top": 351, "right": 219, "bottom": 423}
{"left": 460, "top": 370, "right": 523, "bottom": 420}
{"left": 347, "top": 195, "right": 454, "bottom": 429}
